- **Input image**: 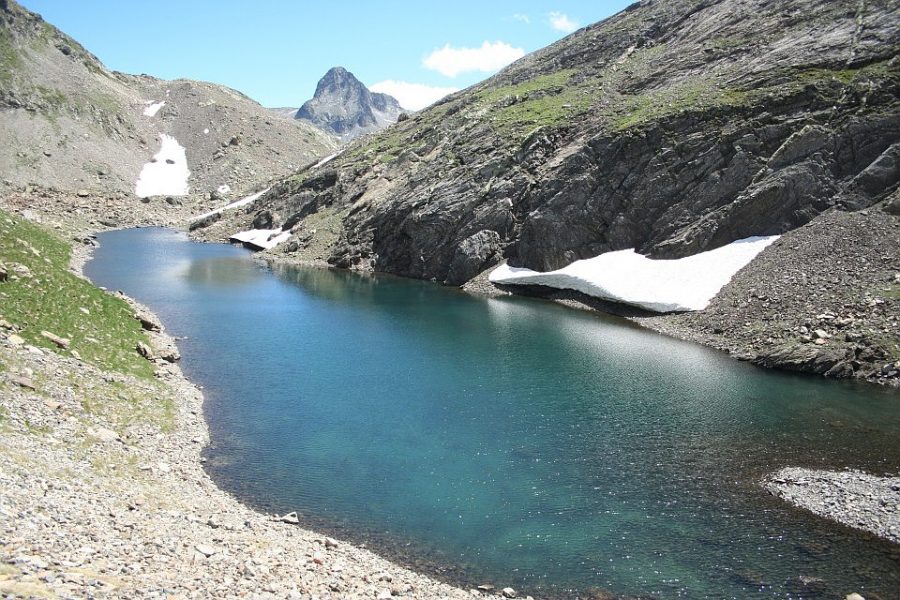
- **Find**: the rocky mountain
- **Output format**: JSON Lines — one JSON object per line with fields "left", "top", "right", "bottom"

{"left": 295, "top": 67, "right": 405, "bottom": 141}
{"left": 207, "top": 0, "right": 899, "bottom": 382}
{"left": 225, "top": 0, "right": 899, "bottom": 282}
{"left": 0, "top": 0, "right": 337, "bottom": 198}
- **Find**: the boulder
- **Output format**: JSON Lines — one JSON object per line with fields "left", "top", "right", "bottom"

{"left": 136, "top": 341, "right": 155, "bottom": 360}
{"left": 445, "top": 230, "right": 503, "bottom": 286}
{"left": 40, "top": 330, "right": 70, "bottom": 349}
{"left": 752, "top": 344, "right": 845, "bottom": 375}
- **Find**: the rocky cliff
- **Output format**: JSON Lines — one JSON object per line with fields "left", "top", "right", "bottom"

{"left": 0, "top": 0, "right": 337, "bottom": 197}
{"left": 295, "top": 66, "right": 405, "bottom": 141}
{"left": 231, "top": 0, "right": 897, "bottom": 286}
{"left": 206, "top": 0, "right": 899, "bottom": 382}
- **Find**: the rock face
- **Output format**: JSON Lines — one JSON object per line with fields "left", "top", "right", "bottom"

{"left": 229, "top": 0, "right": 898, "bottom": 292}
{"left": 296, "top": 67, "right": 405, "bottom": 141}
{"left": 0, "top": 0, "right": 337, "bottom": 197}
{"left": 637, "top": 205, "right": 900, "bottom": 385}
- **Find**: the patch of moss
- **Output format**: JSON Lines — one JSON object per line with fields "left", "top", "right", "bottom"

{"left": 796, "top": 62, "right": 892, "bottom": 86}
{"left": 277, "top": 205, "right": 349, "bottom": 263}
{"left": 477, "top": 69, "right": 579, "bottom": 104}
{"left": 474, "top": 69, "right": 596, "bottom": 133}
{"left": 0, "top": 26, "right": 23, "bottom": 84}
{"left": 706, "top": 35, "right": 747, "bottom": 51}
{"left": 346, "top": 125, "right": 410, "bottom": 164}
{"left": 35, "top": 85, "right": 67, "bottom": 109}
{"left": 340, "top": 102, "right": 454, "bottom": 165}
{"left": 0, "top": 209, "right": 154, "bottom": 378}
{"left": 612, "top": 80, "right": 748, "bottom": 131}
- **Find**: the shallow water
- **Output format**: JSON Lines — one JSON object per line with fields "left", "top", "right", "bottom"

{"left": 85, "top": 228, "right": 900, "bottom": 599}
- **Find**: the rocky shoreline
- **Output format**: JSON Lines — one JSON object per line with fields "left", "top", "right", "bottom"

{"left": 765, "top": 468, "right": 900, "bottom": 545}
{"left": 462, "top": 204, "right": 900, "bottom": 388}
{"left": 0, "top": 225, "right": 514, "bottom": 599}
{"left": 2, "top": 191, "right": 898, "bottom": 600}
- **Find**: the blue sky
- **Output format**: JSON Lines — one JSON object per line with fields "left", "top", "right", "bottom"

{"left": 19, "top": 1, "right": 633, "bottom": 110}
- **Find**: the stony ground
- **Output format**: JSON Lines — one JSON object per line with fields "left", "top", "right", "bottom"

{"left": 636, "top": 203, "right": 900, "bottom": 387}
{"left": 0, "top": 186, "right": 254, "bottom": 238}
{"left": 765, "top": 468, "right": 900, "bottom": 544}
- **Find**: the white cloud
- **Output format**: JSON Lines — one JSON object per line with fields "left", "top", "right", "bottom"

{"left": 548, "top": 11, "right": 579, "bottom": 33}
{"left": 369, "top": 80, "right": 459, "bottom": 111}
{"left": 512, "top": 13, "right": 530, "bottom": 24}
{"left": 422, "top": 41, "right": 526, "bottom": 78}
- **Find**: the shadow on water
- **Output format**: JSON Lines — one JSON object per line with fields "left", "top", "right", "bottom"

{"left": 86, "top": 229, "right": 900, "bottom": 600}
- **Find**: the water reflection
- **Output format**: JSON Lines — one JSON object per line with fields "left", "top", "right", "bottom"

{"left": 184, "top": 257, "right": 263, "bottom": 287}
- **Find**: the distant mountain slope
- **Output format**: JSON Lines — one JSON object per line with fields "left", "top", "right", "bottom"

{"left": 0, "top": 0, "right": 337, "bottom": 197}
{"left": 268, "top": 107, "right": 300, "bottom": 119}
{"left": 295, "top": 67, "right": 405, "bottom": 141}
{"left": 229, "top": 0, "right": 898, "bottom": 284}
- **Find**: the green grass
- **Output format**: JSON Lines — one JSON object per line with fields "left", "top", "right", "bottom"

{"left": 84, "top": 89, "right": 121, "bottom": 114}
{"left": 612, "top": 80, "right": 749, "bottom": 131}
{"left": 0, "top": 26, "right": 23, "bottom": 84}
{"left": 477, "top": 69, "right": 579, "bottom": 103}
{"left": 881, "top": 284, "right": 900, "bottom": 300}
{"left": 0, "top": 208, "right": 154, "bottom": 378}
{"left": 35, "top": 85, "right": 67, "bottom": 109}
{"left": 79, "top": 378, "right": 175, "bottom": 433}
{"left": 795, "top": 61, "right": 894, "bottom": 86}
{"left": 475, "top": 69, "right": 595, "bottom": 133}
{"left": 345, "top": 120, "right": 419, "bottom": 164}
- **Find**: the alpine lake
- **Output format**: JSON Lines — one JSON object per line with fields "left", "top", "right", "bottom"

{"left": 85, "top": 227, "right": 900, "bottom": 599}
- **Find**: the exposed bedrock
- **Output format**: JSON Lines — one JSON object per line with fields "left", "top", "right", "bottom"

{"left": 238, "top": 0, "right": 899, "bottom": 289}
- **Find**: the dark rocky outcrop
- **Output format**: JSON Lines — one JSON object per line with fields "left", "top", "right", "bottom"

{"left": 232, "top": 0, "right": 898, "bottom": 292}
{"left": 295, "top": 67, "right": 405, "bottom": 141}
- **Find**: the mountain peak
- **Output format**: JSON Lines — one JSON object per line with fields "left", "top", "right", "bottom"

{"left": 296, "top": 67, "right": 404, "bottom": 141}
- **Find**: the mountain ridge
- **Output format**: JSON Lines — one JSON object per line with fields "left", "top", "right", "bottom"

{"left": 0, "top": 0, "right": 338, "bottom": 198}
{"left": 207, "top": 0, "right": 899, "bottom": 383}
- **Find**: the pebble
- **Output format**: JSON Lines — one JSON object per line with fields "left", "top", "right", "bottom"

{"left": 279, "top": 511, "right": 300, "bottom": 524}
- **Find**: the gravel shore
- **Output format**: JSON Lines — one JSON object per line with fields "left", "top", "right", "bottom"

{"left": 765, "top": 468, "right": 900, "bottom": 544}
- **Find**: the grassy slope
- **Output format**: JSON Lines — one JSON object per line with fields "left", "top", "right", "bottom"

{"left": 0, "top": 208, "right": 153, "bottom": 378}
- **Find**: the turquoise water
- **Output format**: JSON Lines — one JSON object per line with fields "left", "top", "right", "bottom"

{"left": 85, "top": 228, "right": 900, "bottom": 599}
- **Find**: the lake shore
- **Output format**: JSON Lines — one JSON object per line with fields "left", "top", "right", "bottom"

{"left": 1, "top": 190, "right": 896, "bottom": 600}
{"left": 0, "top": 209, "right": 501, "bottom": 599}
{"left": 462, "top": 205, "right": 900, "bottom": 389}
{"left": 764, "top": 468, "right": 900, "bottom": 545}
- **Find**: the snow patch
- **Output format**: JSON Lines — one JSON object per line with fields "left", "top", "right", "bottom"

{"left": 313, "top": 152, "right": 339, "bottom": 169}
{"left": 203, "top": 128, "right": 210, "bottom": 135}
{"left": 229, "top": 228, "right": 290, "bottom": 251}
{"left": 489, "top": 236, "right": 779, "bottom": 312}
{"left": 192, "top": 188, "right": 269, "bottom": 222}
{"left": 143, "top": 101, "right": 165, "bottom": 117}
{"left": 135, "top": 134, "right": 190, "bottom": 198}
